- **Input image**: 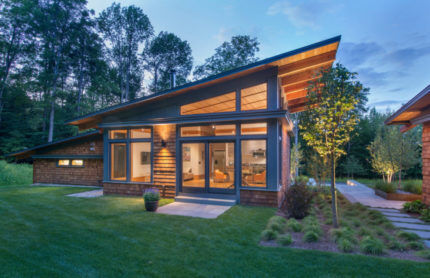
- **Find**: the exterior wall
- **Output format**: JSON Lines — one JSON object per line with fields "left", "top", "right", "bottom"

{"left": 278, "top": 124, "right": 291, "bottom": 207}
{"left": 240, "top": 189, "right": 278, "bottom": 207}
{"left": 34, "top": 159, "right": 103, "bottom": 186}
{"left": 422, "top": 122, "right": 430, "bottom": 205}
{"left": 103, "top": 124, "right": 177, "bottom": 198}
{"left": 33, "top": 135, "right": 104, "bottom": 186}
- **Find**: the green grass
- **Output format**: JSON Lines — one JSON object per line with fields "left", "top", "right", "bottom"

{"left": 0, "top": 160, "right": 32, "bottom": 185}
{"left": 0, "top": 185, "right": 429, "bottom": 277}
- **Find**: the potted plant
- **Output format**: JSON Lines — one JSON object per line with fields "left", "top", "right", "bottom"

{"left": 143, "top": 188, "right": 160, "bottom": 212}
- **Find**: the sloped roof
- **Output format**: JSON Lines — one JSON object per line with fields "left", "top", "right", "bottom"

{"left": 68, "top": 36, "right": 341, "bottom": 130}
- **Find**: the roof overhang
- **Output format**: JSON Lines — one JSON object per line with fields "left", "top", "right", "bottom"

{"left": 68, "top": 36, "right": 341, "bottom": 130}
{"left": 385, "top": 84, "right": 430, "bottom": 132}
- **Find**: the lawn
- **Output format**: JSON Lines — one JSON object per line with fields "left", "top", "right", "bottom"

{"left": 0, "top": 185, "right": 429, "bottom": 277}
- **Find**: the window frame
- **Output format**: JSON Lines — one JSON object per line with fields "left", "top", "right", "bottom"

{"left": 107, "top": 127, "right": 153, "bottom": 183}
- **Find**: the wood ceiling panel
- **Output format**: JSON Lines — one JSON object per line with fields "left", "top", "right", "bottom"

{"left": 278, "top": 50, "right": 336, "bottom": 77}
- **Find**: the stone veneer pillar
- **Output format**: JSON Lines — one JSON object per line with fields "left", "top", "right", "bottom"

{"left": 422, "top": 122, "right": 430, "bottom": 205}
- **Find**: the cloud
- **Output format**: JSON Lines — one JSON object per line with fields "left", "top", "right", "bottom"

{"left": 383, "top": 46, "right": 430, "bottom": 67}
{"left": 267, "top": 0, "right": 338, "bottom": 29}
{"left": 337, "top": 42, "right": 384, "bottom": 68}
{"left": 213, "top": 28, "right": 229, "bottom": 43}
{"left": 369, "top": 100, "right": 403, "bottom": 107}
{"left": 355, "top": 67, "right": 391, "bottom": 87}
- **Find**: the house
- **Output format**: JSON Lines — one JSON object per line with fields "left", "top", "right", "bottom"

{"left": 9, "top": 36, "right": 341, "bottom": 207}
{"left": 385, "top": 84, "right": 430, "bottom": 205}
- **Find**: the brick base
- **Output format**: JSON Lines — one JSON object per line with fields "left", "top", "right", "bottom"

{"left": 103, "top": 182, "right": 175, "bottom": 198}
{"left": 240, "top": 189, "right": 278, "bottom": 207}
{"left": 422, "top": 122, "right": 430, "bottom": 205}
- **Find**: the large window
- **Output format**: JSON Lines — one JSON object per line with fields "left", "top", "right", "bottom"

{"left": 181, "top": 92, "right": 236, "bottom": 115}
{"left": 241, "top": 140, "right": 267, "bottom": 187}
{"left": 241, "top": 122, "right": 267, "bottom": 135}
{"left": 241, "top": 83, "right": 267, "bottom": 111}
{"left": 57, "top": 159, "right": 84, "bottom": 167}
{"left": 108, "top": 128, "right": 152, "bottom": 182}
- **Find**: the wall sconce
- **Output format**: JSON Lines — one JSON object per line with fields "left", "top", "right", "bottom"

{"left": 161, "top": 140, "right": 167, "bottom": 148}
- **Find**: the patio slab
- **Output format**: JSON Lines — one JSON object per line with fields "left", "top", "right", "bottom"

{"left": 386, "top": 216, "right": 425, "bottom": 224}
{"left": 405, "top": 230, "right": 430, "bottom": 240}
{"left": 380, "top": 211, "right": 411, "bottom": 218}
{"left": 392, "top": 222, "right": 430, "bottom": 232}
{"left": 156, "top": 202, "right": 232, "bottom": 219}
{"left": 67, "top": 189, "right": 103, "bottom": 198}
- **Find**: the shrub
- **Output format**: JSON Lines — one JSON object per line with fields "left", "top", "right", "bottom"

{"left": 303, "top": 231, "right": 319, "bottom": 242}
{"left": 338, "top": 238, "right": 354, "bottom": 253}
{"left": 402, "top": 180, "right": 422, "bottom": 195}
{"left": 358, "top": 228, "right": 372, "bottom": 237}
{"left": 360, "top": 236, "right": 384, "bottom": 255}
{"left": 416, "top": 250, "right": 430, "bottom": 259}
{"left": 403, "top": 200, "right": 426, "bottom": 214}
{"left": 268, "top": 216, "right": 287, "bottom": 225}
{"left": 0, "top": 161, "right": 33, "bottom": 185}
{"left": 267, "top": 222, "right": 285, "bottom": 233}
{"left": 260, "top": 229, "right": 278, "bottom": 241}
{"left": 286, "top": 218, "right": 302, "bottom": 232}
{"left": 294, "top": 175, "right": 309, "bottom": 185}
{"left": 277, "top": 234, "right": 293, "bottom": 246}
{"left": 374, "top": 180, "right": 396, "bottom": 193}
{"left": 283, "top": 181, "right": 314, "bottom": 219}
{"left": 420, "top": 208, "right": 430, "bottom": 222}
{"left": 143, "top": 188, "right": 160, "bottom": 202}
{"left": 407, "top": 241, "right": 424, "bottom": 250}
{"left": 388, "top": 239, "right": 406, "bottom": 251}
{"left": 396, "top": 231, "right": 420, "bottom": 242}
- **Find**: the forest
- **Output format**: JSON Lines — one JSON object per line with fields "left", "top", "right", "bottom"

{"left": 0, "top": 0, "right": 422, "bottom": 181}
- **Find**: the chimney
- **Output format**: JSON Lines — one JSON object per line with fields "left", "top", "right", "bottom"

{"left": 170, "top": 69, "right": 176, "bottom": 88}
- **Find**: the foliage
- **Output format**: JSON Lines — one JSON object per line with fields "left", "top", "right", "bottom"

{"left": 402, "top": 180, "right": 422, "bottom": 194}
{"left": 342, "top": 155, "right": 365, "bottom": 179}
{"left": 142, "top": 31, "right": 193, "bottom": 92}
{"left": 143, "top": 188, "right": 160, "bottom": 202}
{"left": 193, "top": 35, "right": 259, "bottom": 79}
{"left": 420, "top": 208, "right": 430, "bottom": 222}
{"left": 406, "top": 241, "right": 424, "bottom": 251}
{"left": 396, "top": 231, "right": 420, "bottom": 242}
{"left": 260, "top": 229, "right": 278, "bottom": 241}
{"left": 359, "top": 236, "right": 384, "bottom": 255}
{"left": 388, "top": 239, "right": 406, "bottom": 251}
{"left": 277, "top": 234, "right": 293, "bottom": 246}
{"left": 290, "top": 142, "right": 303, "bottom": 179}
{"left": 338, "top": 238, "right": 354, "bottom": 253}
{"left": 403, "top": 200, "right": 426, "bottom": 214}
{"left": 374, "top": 180, "right": 397, "bottom": 193}
{"left": 303, "top": 231, "right": 319, "bottom": 242}
{"left": 300, "top": 63, "right": 368, "bottom": 227}
{"left": 286, "top": 218, "right": 303, "bottom": 232}
{"left": 0, "top": 160, "right": 32, "bottom": 185}
{"left": 282, "top": 181, "right": 314, "bottom": 219}
{"left": 416, "top": 250, "right": 430, "bottom": 259}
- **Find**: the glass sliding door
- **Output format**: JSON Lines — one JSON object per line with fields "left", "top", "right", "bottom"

{"left": 182, "top": 143, "right": 205, "bottom": 189}
{"left": 209, "top": 142, "right": 235, "bottom": 190}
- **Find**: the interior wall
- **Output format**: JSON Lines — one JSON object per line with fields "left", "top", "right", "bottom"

{"left": 131, "top": 142, "right": 151, "bottom": 177}
{"left": 182, "top": 143, "right": 205, "bottom": 176}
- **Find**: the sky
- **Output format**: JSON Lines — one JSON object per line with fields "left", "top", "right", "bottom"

{"left": 87, "top": 0, "right": 430, "bottom": 112}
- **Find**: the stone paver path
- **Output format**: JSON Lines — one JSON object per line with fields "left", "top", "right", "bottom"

{"left": 337, "top": 181, "right": 430, "bottom": 247}
{"left": 336, "top": 182, "right": 405, "bottom": 209}
{"left": 67, "top": 189, "right": 103, "bottom": 198}
{"left": 156, "top": 202, "right": 232, "bottom": 219}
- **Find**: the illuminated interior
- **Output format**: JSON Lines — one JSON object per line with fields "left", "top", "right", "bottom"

{"left": 130, "top": 128, "right": 151, "bottom": 138}
{"left": 130, "top": 142, "right": 151, "bottom": 182}
{"left": 111, "top": 143, "right": 126, "bottom": 180}
{"left": 109, "top": 129, "right": 127, "bottom": 139}
{"left": 241, "top": 140, "right": 266, "bottom": 187}
{"left": 181, "top": 124, "right": 236, "bottom": 137}
{"left": 241, "top": 122, "right": 267, "bottom": 135}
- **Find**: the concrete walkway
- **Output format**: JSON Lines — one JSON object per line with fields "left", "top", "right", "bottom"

{"left": 156, "top": 202, "right": 232, "bottom": 219}
{"left": 336, "top": 182, "right": 405, "bottom": 209}
{"left": 336, "top": 181, "right": 430, "bottom": 247}
{"left": 67, "top": 189, "right": 103, "bottom": 198}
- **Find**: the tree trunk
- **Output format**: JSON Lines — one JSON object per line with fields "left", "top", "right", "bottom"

{"left": 398, "top": 169, "right": 402, "bottom": 189}
{"left": 330, "top": 153, "right": 339, "bottom": 227}
{"left": 77, "top": 69, "right": 83, "bottom": 115}
{"left": 294, "top": 115, "right": 299, "bottom": 177}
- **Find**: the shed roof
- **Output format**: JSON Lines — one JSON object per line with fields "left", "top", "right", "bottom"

{"left": 385, "top": 84, "right": 430, "bottom": 132}
{"left": 68, "top": 36, "right": 341, "bottom": 130}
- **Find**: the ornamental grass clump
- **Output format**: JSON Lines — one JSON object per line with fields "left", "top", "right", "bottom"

{"left": 396, "top": 231, "right": 420, "bottom": 242}
{"left": 261, "top": 229, "right": 278, "bottom": 241}
{"left": 286, "top": 218, "right": 302, "bottom": 232}
{"left": 330, "top": 227, "right": 356, "bottom": 243}
{"left": 402, "top": 180, "right": 422, "bottom": 195}
{"left": 338, "top": 238, "right": 354, "bottom": 253}
{"left": 388, "top": 239, "right": 407, "bottom": 251}
{"left": 407, "top": 241, "right": 424, "bottom": 251}
{"left": 277, "top": 234, "right": 293, "bottom": 246}
{"left": 303, "top": 231, "right": 319, "bottom": 243}
{"left": 416, "top": 250, "right": 430, "bottom": 259}
{"left": 360, "top": 236, "right": 384, "bottom": 255}
{"left": 374, "top": 180, "right": 397, "bottom": 194}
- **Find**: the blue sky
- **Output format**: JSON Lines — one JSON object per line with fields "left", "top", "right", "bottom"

{"left": 87, "top": 0, "right": 430, "bottom": 111}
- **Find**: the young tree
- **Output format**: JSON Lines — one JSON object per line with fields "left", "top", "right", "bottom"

{"left": 342, "top": 155, "right": 364, "bottom": 179}
{"left": 98, "top": 3, "right": 153, "bottom": 102}
{"left": 300, "top": 64, "right": 368, "bottom": 227}
{"left": 290, "top": 142, "right": 303, "bottom": 179}
{"left": 142, "top": 31, "right": 193, "bottom": 93}
{"left": 193, "top": 35, "right": 259, "bottom": 79}
{"left": 0, "top": 0, "right": 35, "bottom": 125}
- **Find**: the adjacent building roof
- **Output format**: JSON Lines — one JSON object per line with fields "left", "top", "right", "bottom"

{"left": 385, "top": 84, "right": 430, "bottom": 132}
{"left": 68, "top": 36, "right": 341, "bottom": 130}
{"left": 7, "top": 130, "right": 101, "bottom": 158}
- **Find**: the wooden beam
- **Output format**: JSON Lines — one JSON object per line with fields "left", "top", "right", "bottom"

{"left": 287, "top": 96, "right": 308, "bottom": 107}
{"left": 278, "top": 50, "right": 336, "bottom": 77}
{"left": 400, "top": 124, "right": 417, "bottom": 133}
{"left": 285, "top": 89, "right": 307, "bottom": 101}
{"left": 281, "top": 64, "right": 331, "bottom": 87}
{"left": 282, "top": 79, "right": 316, "bottom": 92}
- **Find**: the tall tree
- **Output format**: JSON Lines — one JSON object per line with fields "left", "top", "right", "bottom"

{"left": 142, "top": 31, "right": 193, "bottom": 92}
{"left": 300, "top": 64, "right": 368, "bottom": 227}
{"left": 193, "top": 35, "right": 259, "bottom": 79}
{"left": 0, "top": 0, "right": 35, "bottom": 125}
{"left": 98, "top": 3, "right": 153, "bottom": 102}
